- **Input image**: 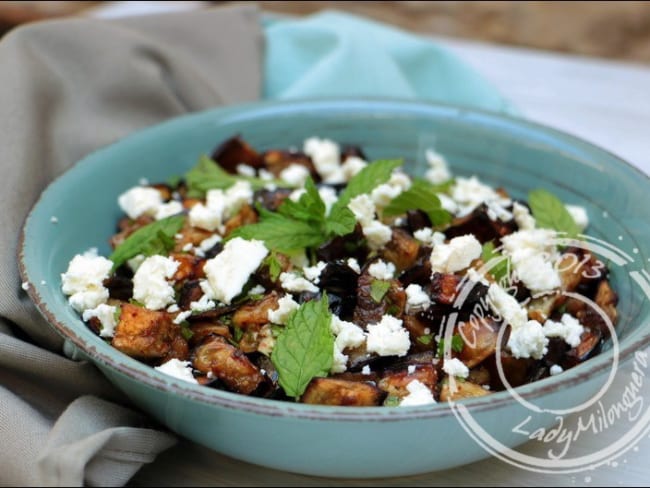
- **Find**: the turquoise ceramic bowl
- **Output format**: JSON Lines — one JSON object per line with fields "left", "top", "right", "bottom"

{"left": 19, "top": 99, "right": 650, "bottom": 478}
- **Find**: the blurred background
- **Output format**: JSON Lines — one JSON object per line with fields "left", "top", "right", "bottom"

{"left": 1, "top": 1, "right": 649, "bottom": 63}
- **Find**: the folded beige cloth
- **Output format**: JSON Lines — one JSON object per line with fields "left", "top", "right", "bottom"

{"left": 0, "top": 4, "right": 263, "bottom": 486}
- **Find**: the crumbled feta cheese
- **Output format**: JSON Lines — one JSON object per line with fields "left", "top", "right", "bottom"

{"left": 341, "top": 156, "right": 367, "bottom": 180}
{"left": 223, "top": 181, "right": 253, "bottom": 217}
{"left": 61, "top": 249, "right": 113, "bottom": 312}
{"left": 318, "top": 186, "right": 338, "bottom": 216}
{"left": 196, "top": 234, "right": 222, "bottom": 255}
{"left": 303, "top": 261, "right": 327, "bottom": 284}
{"left": 425, "top": 149, "right": 451, "bottom": 184}
{"left": 132, "top": 255, "right": 179, "bottom": 310}
{"left": 118, "top": 186, "right": 163, "bottom": 219}
{"left": 182, "top": 243, "right": 194, "bottom": 252}
{"left": 407, "top": 365, "right": 416, "bottom": 375}
{"left": 550, "top": 364, "right": 564, "bottom": 376}
{"left": 154, "top": 200, "right": 183, "bottom": 220}
{"left": 248, "top": 284, "right": 266, "bottom": 296}
{"left": 413, "top": 228, "right": 446, "bottom": 247}
{"left": 501, "top": 229, "right": 560, "bottom": 293}
{"left": 203, "top": 238, "right": 268, "bottom": 304}
{"left": 443, "top": 358, "right": 470, "bottom": 378}
{"left": 543, "top": 313, "right": 584, "bottom": 348}
{"left": 487, "top": 283, "right": 528, "bottom": 329}
{"left": 189, "top": 291, "right": 216, "bottom": 312}
{"left": 303, "top": 137, "right": 344, "bottom": 183}
{"left": 370, "top": 171, "right": 411, "bottom": 208}
{"left": 366, "top": 315, "right": 410, "bottom": 357}
{"left": 280, "top": 164, "right": 310, "bottom": 187}
{"left": 279, "top": 272, "right": 319, "bottom": 294}
{"left": 513, "top": 202, "right": 536, "bottom": 230}
{"left": 236, "top": 164, "right": 257, "bottom": 177}
{"left": 82, "top": 303, "right": 118, "bottom": 338}
{"left": 508, "top": 319, "right": 549, "bottom": 359}
{"left": 362, "top": 220, "right": 393, "bottom": 251}
{"left": 167, "top": 304, "right": 180, "bottom": 313}
{"left": 485, "top": 200, "right": 513, "bottom": 222}
{"left": 21, "top": 281, "right": 29, "bottom": 291}
{"left": 154, "top": 359, "right": 198, "bottom": 384}
{"left": 173, "top": 310, "right": 192, "bottom": 325}
{"left": 347, "top": 194, "right": 375, "bottom": 225}
{"left": 566, "top": 205, "right": 589, "bottom": 232}
{"left": 368, "top": 260, "right": 396, "bottom": 280}
{"left": 361, "top": 365, "right": 372, "bottom": 375}
{"left": 330, "top": 316, "right": 366, "bottom": 373}
{"left": 400, "top": 380, "right": 436, "bottom": 406}
{"left": 451, "top": 176, "right": 511, "bottom": 217}
{"left": 405, "top": 284, "right": 431, "bottom": 313}
{"left": 429, "top": 234, "right": 481, "bottom": 274}
{"left": 189, "top": 201, "right": 222, "bottom": 232}
{"left": 267, "top": 294, "right": 300, "bottom": 325}
{"left": 346, "top": 258, "right": 361, "bottom": 274}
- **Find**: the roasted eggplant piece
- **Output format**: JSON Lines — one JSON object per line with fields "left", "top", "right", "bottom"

{"left": 112, "top": 303, "right": 188, "bottom": 360}
{"left": 316, "top": 224, "right": 369, "bottom": 263}
{"left": 223, "top": 203, "right": 259, "bottom": 237}
{"left": 378, "top": 364, "right": 437, "bottom": 398}
{"left": 211, "top": 135, "right": 264, "bottom": 173}
{"left": 262, "top": 149, "right": 318, "bottom": 179}
{"left": 192, "top": 336, "right": 264, "bottom": 395}
{"left": 380, "top": 228, "right": 421, "bottom": 273}
{"left": 457, "top": 318, "right": 500, "bottom": 368}
{"left": 352, "top": 263, "right": 406, "bottom": 328}
{"left": 169, "top": 252, "right": 205, "bottom": 282}
{"left": 439, "top": 380, "right": 490, "bottom": 402}
{"left": 445, "top": 203, "right": 516, "bottom": 243}
{"left": 254, "top": 188, "right": 293, "bottom": 212}
{"left": 301, "top": 378, "right": 386, "bottom": 406}
{"left": 232, "top": 293, "right": 280, "bottom": 329}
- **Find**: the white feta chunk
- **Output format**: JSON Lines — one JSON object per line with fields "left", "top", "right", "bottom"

{"left": 443, "top": 358, "right": 470, "bottom": 379}
{"left": 363, "top": 220, "right": 393, "bottom": 251}
{"left": 279, "top": 164, "right": 310, "bottom": 187}
{"left": 173, "top": 310, "right": 192, "bottom": 325}
{"left": 513, "top": 202, "right": 536, "bottom": 230}
{"left": 413, "top": 228, "right": 446, "bottom": 247}
{"left": 543, "top": 313, "right": 584, "bottom": 348}
{"left": 346, "top": 258, "right": 361, "bottom": 274}
{"left": 366, "top": 315, "right": 410, "bottom": 357}
{"left": 405, "top": 284, "right": 431, "bottom": 313}
{"left": 154, "top": 200, "right": 183, "bottom": 220}
{"left": 550, "top": 364, "right": 564, "bottom": 376}
{"left": 501, "top": 229, "right": 560, "bottom": 293}
{"left": 429, "top": 234, "right": 481, "bottom": 274}
{"left": 303, "top": 137, "right": 344, "bottom": 184}
{"left": 279, "top": 272, "right": 319, "bottom": 294}
{"left": 236, "top": 164, "right": 257, "bottom": 177}
{"left": 61, "top": 249, "right": 113, "bottom": 313}
{"left": 118, "top": 186, "right": 163, "bottom": 219}
{"left": 368, "top": 260, "right": 396, "bottom": 280}
{"left": 303, "top": 261, "right": 327, "bottom": 284}
{"left": 267, "top": 294, "right": 300, "bottom": 325}
{"left": 318, "top": 186, "right": 338, "bottom": 216}
{"left": 487, "top": 283, "right": 528, "bottom": 329}
{"left": 508, "top": 319, "right": 549, "bottom": 360}
{"left": 341, "top": 156, "right": 367, "bottom": 180}
{"left": 451, "top": 176, "right": 511, "bottom": 217}
{"left": 330, "top": 316, "right": 366, "bottom": 373}
{"left": 203, "top": 238, "right": 268, "bottom": 304}
{"left": 155, "top": 359, "right": 198, "bottom": 384}
{"left": 82, "top": 303, "right": 118, "bottom": 338}
{"left": 132, "top": 255, "right": 179, "bottom": 310}
{"left": 400, "top": 380, "right": 436, "bottom": 406}
{"left": 189, "top": 202, "right": 222, "bottom": 232}
{"left": 347, "top": 194, "right": 376, "bottom": 225}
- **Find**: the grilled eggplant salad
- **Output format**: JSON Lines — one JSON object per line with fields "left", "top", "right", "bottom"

{"left": 60, "top": 136, "right": 618, "bottom": 407}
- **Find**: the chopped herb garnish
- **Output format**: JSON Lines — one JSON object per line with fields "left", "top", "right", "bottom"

{"left": 528, "top": 188, "right": 580, "bottom": 238}
{"left": 369, "top": 279, "right": 391, "bottom": 303}
{"left": 481, "top": 241, "right": 511, "bottom": 283}
{"left": 417, "top": 334, "right": 433, "bottom": 345}
{"left": 437, "top": 334, "right": 465, "bottom": 357}
{"left": 383, "top": 178, "right": 452, "bottom": 227}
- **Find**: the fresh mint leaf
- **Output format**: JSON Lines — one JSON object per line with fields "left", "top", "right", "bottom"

{"left": 229, "top": 209, "right": 325, "bottom": 253}
{"left": 185, "top": 155, "right": 281, "bottom": 197}
{"left": 437, "top": 334, "right": 464, "bottom": 357}
{"left": 180, "top": 323, "right": 194, "bottom": 341}
{"left": 263, "top": 252, "right": 283, "bottom": 282}
{"left": 384, "top": 395, "right": 401, "bottom": 407}
{"left": 324, "top": 205, "right": 356, "bottom": 236}
{"left": 333, "top": 159, "right": 403, "bottom": 210}
{"left": 370, "top": 279, "right": 391, "bottom": 303}
{"left": 109, "top": 215, "right": 185, "bottom": 270}
{"left": 417, "top": 334, "right": 433, "bottom": 345}
{"left": 278, "top": 177, "right": 326, "bottom": 224}
{"left": 383, "top": 179, "right": 452, "bottom": 227}
{"left": 528, "top": 189, "right": 580, "bottom": 238}
{"left": 481, "top": 241, "right": 511, "bottom": 283}
{"left": 271, "top": 295, "right": 334, "bottom": 398}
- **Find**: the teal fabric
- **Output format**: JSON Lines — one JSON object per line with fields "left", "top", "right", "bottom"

{"left": 264, "top": 11, "right": 516, "bottom": 114}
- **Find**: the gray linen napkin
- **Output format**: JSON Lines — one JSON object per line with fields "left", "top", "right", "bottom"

{"left": 0, "top": 4, "right": 263, "bottom": 486}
